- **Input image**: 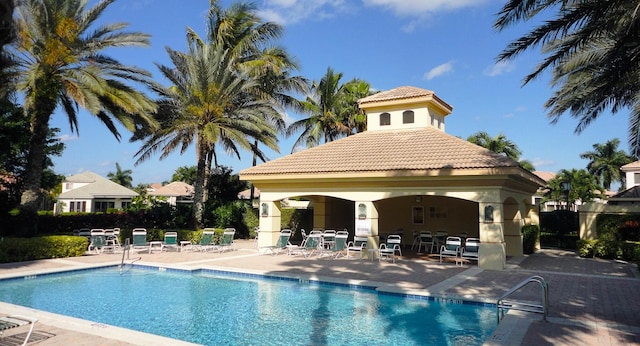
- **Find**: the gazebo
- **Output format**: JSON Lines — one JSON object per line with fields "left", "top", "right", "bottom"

{"left": 240, "top": 86, "right": 544, "bottom": 269}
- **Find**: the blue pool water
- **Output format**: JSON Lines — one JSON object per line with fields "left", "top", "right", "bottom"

{"left": 0, "top": 266, "right": 496, "bottom": 345}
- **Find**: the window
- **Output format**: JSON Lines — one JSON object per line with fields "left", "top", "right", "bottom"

{"left": 402, "top": 110, "right": 414, "bottom": 124}
{"left": 635, "top": 173, "right": 640, "bottom": 185}
{"left": 94, "top": 201, "right": 114, "bottom": 213}
{"left": 380, "top": 112, "right": 391, "bottom": 126}
{"left": 69, "top": 201, "right": 86, "bottom": 212}
{"left": 121, "top": 201, "right": 130, "bottom": 210}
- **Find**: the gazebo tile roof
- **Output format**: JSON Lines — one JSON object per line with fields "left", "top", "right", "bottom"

{"left": 241, "top": 127, "right": 517, "bottom": 176}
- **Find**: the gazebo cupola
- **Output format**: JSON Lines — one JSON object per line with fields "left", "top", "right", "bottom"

{"left": 358, "top": 86, "right": 453, "bottom": 132}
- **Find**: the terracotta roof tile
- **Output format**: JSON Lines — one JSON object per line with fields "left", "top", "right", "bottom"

{"left": 359, "top": 86, "right": 435, "bottom": 104}
{"left": 533, "top": 171, "right": 556, "bottom": 182}
{"left": 621, "top": 160, "right": 640, "bottom": 170}
{"left": 240, "top": 127, "right": 518, "bottom": 176}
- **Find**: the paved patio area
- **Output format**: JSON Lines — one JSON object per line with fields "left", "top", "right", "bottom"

{"left": 0, "top": 240, "right": 638, "bottom": 345}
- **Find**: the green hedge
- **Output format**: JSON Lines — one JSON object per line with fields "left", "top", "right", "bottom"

{"left": 576, "top": 213, "right": 640, "bottom": 263}
{"left": 0, "top": 236, "right": 87, "bottom": 263}
{"left": 522, "top": 224, "right": 540, "bottom": 254}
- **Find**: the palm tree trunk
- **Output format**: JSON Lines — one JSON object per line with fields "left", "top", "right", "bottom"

{"left": 250, "top": 139, "right": 258, "bottom": 201}
{"left": 192, "top": 140, "right": 207, "bottom": 229}
{"left": 19, "top": 93, "right": 55, "bottom": 236}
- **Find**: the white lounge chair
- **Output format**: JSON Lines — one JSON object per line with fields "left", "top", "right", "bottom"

{"left": 131, "top": 228, "right": 150, "bottom": 253}
{"left": 0, "top": 315, "right": 37, "bottom": 346}
{"left": 88, "top": 229, "right": 113, "bottom": 254}
{"left": 379, "top": 234, "right": 402, "bottom": 263}
{"left": 461, "top": 237, "right": 480, "bottom": 263}
{"left": 346, "top": 236, "right": 368, "bottom": 259}
{"left": 439, "top": 236, "right": 462, "bottom": 264}
{"left": 214, "top": 228, "right": 236, "bottom": 253}
{"left": 416, "top": 231, "right": 435, "bottom": 254}
{"left": 260, "top": 229, "right": 292, "bottom": 255}
{"left": 161, "top": 231, "right": 179, "bottom": 252}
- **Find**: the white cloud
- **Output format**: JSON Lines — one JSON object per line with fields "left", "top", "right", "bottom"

{"left": 483, "top": 60, "right": 515, "bottom": 77}
{"left": 424, "top": 61, "right": 454, "bottom": 80}
{"left": 532, "top": 158, "right": 556, "bottom": 168}
{"left": 258, "top": 0, "right": 487, "bottom": 26}
{"left": 362, "top": 0, "right": 489, "bottom": 16}
{"left": 58, "top": 134, "right": 79, "bottom": 142}
{"left": 258, "top": 0, "right": 349, "bottom": 25}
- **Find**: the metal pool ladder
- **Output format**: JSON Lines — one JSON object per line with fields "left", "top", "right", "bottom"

{"left": 497, "top": 275, "right": 548, "bottom": 323}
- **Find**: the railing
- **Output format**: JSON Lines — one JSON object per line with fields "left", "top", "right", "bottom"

{"left": 497, "top": 275, "right": 548, "bottom": 323}
{"left": 119, "top": 238, "right": 130, "bottom": 268}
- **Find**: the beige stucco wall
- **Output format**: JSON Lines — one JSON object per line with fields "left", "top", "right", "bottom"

{"left": 579, "top": 203, "right": 640, "bottom": 239}
{"left": 366, "top": 105, "right": 445, "bottom": 132}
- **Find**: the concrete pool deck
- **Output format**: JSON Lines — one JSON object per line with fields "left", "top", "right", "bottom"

{"left": 0, "top": 240, "right": 638, "bottom": 345}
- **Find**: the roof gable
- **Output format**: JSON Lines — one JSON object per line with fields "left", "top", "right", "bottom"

{"left": 149, "top": 181, "right": 194, "bottom": 197}
{"left": 58, "top": 171, "right": 137, "bottom": 199}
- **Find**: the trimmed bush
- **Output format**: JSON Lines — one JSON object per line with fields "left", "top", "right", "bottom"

{"left": 522, "top": 224, "right": 540, "bottom": 254}
{"left": 0, "top": 236, "right": 87, "bottom": 263}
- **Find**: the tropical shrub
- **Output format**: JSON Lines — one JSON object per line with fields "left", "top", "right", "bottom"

{"left": 522, "top": 224, "right": 540, "bottom": 254}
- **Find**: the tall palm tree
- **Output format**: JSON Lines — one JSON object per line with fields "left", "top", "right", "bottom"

{"left": 467, "top": 131, "right": 522, "bottom": 160}
{"left": 287, "top": 67, "right": 370, "bottom": 151}
{"left": 11, "top": 0, "right": 157, "bottom": 234}
{"left": 136, "top": 42, "right": 279, "bottom": 228}
{"left": 580, "top": 138, "right": 634, "bottom": 190}
{"left": 107, "top": 162, "right": 133, "bottom": 188}
{"left": 495, "top": 0, "right": 640, "bottom": 156}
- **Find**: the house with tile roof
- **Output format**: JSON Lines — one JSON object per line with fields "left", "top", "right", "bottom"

{"left": 240, "top": 86, "right": 545, "bottom": 270}
{"left": 55, "top": 171, "right": 137, "bottom": 214}
{"left": 148, "top": 181, "right": 194, "bottom": 206}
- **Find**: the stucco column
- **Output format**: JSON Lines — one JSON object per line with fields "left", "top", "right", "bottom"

{"left": 478, "top": 202, "right": 506, "bottom": 270}
{"left": 258, "top": 200, "right": 282, "bottom": 248}
{"left": 354, "top": 201, "right": 379, "bottom": 256}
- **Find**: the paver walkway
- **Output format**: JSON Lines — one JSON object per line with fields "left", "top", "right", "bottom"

{"left": 0, "top": 242, "right": 638, "bottom": 345}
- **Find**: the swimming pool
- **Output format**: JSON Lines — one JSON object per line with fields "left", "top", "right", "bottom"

{"left": 0, "top": 266, "right": 496, "bottom": 345}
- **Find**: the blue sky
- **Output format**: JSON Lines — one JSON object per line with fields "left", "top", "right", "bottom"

{"left": 50, "top": 0, "right": 629, "bottom": 186}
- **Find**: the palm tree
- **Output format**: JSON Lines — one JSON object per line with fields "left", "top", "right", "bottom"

{"left": 107, "top": 162, "right": 133, "bottom": 188}
{"left": 339, "top": 79, "right": 372, "bottom": 134}
{"left": 11, "top": 0, "right": 157, "bottom": 234}
{"left": 495, "top": 0, "right": 640, "bottom": 156}
{"left": 135, "top": 36, "right": 279, "bottom": 228}
{"left": 467, "top": 131, "right": 522, "bottom": 160}
{"left": 580, "top": 138, "right": 634, "bottom": 190}
{"left": 286, "top": 67, "right": 370, "bottom": 151}
{"left": 545, "top": 168, "right": 604, "bottom": 210}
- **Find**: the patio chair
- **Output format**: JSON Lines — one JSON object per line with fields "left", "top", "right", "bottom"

{"left": 161, "top": 231, "right": 179, "bottom": 252}
{"left": 260, "top": 229, "right": 292, "bottom": 255}
{"left": 104, "top": 229, "right": 122, "bottom": 253}
{"left": 439, "top": 236, "right": 462, "bottom": 264}
{"left": 346, "top": 236, "right": 368, "bottom": 259}
{"left": 416, "top": 231, "right": 435, "bottom": 254}
{"left": 461, "top": 237, "right": 480, "bottom": 263}
{"left": 188, "top": 229, "right": 216, "bottom": 252}
{"left": 214, "top": 228, "right": 236, "bottom": 253}
{"left": 0, "top": 315, "right": 37, "bottom": 346}
{"left": 131, "top": 228, "right": 150, "bottom": 253}
{"left": 331, "top": 232, "right": 349, "bottom": 259}
{"left": 301, "top": 233, "right": 322, "bottom": 258}
{"left": 88, "top": 229, "right": 113, "bottom": 254}
{"left": 379, "top": 234, "right": 402, "bottom": 263}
